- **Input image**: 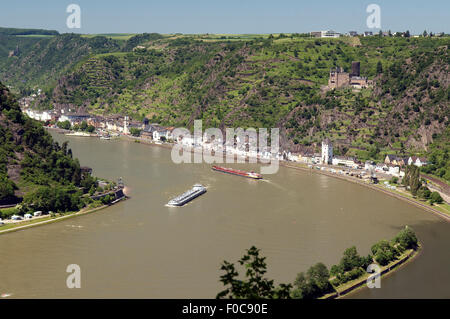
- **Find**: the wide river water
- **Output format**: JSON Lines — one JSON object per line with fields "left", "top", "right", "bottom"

{"left": 0, "top": 132, "right": 449, "bottom": 298}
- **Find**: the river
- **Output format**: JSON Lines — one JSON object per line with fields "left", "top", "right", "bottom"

{"left": 0, "top": 133, "right": 448, "bottom": 298}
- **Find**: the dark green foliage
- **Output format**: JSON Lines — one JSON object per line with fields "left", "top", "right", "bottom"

{"left": 130, "top": 127, "right": 141, "bottom": 137}
{"left": 371, "top": 240, "right": 401, "bottom": 266}
{"left": 393, "top": 226, "right": 418, "bottom": 250}
{"left": 403, "top": 165, "right": 421, "bottom": 196}
{"left": 417, "top": 186, "right": 431, "bottom": 200}
{"left": 0, "top": 175, "right": 17, "bottom": 201}
{"left": 376, "top": 61, "right": 383, "bottom": 74}
{"left": 429, "top": 192, "right": 444, "bottom": 204}
{"left": 420, "top": 127, "right": 450, "bottom": 182}
{"left": 0, "top": 82, "right": 87, "bottom": 211}
{"left": 217, "top": 246, "right": 292, "bottom": 299}
{"left": 57, "top": 120, "right": 71, "bottom": 130}
{"left": 123, "top": 33, "right": 164, "bottom": 51}
{"left": 101, "top": 194, "right": 113, "bottom": 205}
{"left": 23, "top": 185, "right": 83, "bottom": 213}
{"left": 220, "top": 227, "right": 418, "bottom": 299}
{"left": 291, "top": 263, "right": 332, "bottom": 299}
{"left": 0, "top": 27, "right": 59, "bottom": 36}
{"left": 0, "top": 33, "right": 121, "bottom": 93}
{"left": 0, "top": 207, "right": 19, "bottom": 219}
{"left": 339, "top": 246, "right": 364, "bottom": 272}
{"left": 328, "top": 246, "right": 373, "bottom": 286}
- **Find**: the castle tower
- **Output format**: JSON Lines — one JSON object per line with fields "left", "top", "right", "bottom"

{"left": 321, "top": 138, "right": 333, "bottom": 164}
{"left": 351, "top": 61, "right": 360, "bottom": 77}
{"left": 123, "top": 116, "right": 129, "bottom": 134}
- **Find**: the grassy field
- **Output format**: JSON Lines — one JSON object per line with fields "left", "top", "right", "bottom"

{"left": 81, "top": 33, "right": 137, "bottom": 40}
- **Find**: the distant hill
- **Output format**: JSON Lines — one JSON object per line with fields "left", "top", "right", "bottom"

{"left": 0, "top": 27, "right": 59, "bottom": 36}
{"left": 0, "top": 33, "right": 121, "bottom": 96}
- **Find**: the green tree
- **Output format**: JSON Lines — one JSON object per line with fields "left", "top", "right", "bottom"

{"left": 217, "top": 246, "right": 292, "bottom": 299}
{"left": 390, "top": 176, "right": 399, "bottom": 184}
{"left": 130, "top": 127, "right": 142, "bottom": 137}
{"left": 371, "top": 240, "right": 399, "bottom": 266}
{"left": 57, "top": 120, "right": 71, "bottom": 130}
{"left": 292, "top": 263, "right": 332, "bottom": 299}
{"left": 376, "top": 61, "right": 383, "bottom": 74}
{"left": 429, "top": 192, "right": 443, "bottom": 204}
{"left": 0, "top": 175, "right": 16, "bottom": 201}
{"left": 339, "top": 246, "right": 362, "bottom": 272}
{"left": 80, "top": 121, "right": 88, "bottom": 131}
{"left": 417, "top": 186, "right": 431, "bottom": 200}
{"left": 393, "top": 226, "right": 418, "bottom": 249}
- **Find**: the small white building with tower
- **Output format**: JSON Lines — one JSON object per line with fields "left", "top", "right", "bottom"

{"left": 321, "top": 138, "right": 333, "bottom": 164}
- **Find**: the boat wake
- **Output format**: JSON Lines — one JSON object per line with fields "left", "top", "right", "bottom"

{"left": 65, "top": 225, "right": 84, "bottom": 229}
{"left": 259, "top": 179, "right": 288, "bottom": 191}
{"left": 122, "top": 186, "right": 131, "bottom": 197}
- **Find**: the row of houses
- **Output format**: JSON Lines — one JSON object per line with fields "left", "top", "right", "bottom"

{"left": 384, "top": 154, "right": 428, "bottom": 167}
{"left": 21, "top": 107, "right": 178, "bottom": 142}
{"left": 23, "top": 108, "right": 432, "bottom": 173}
{"left": 285, "top": 139, "right": 429, "bottom": 178}
{"left": 310, "top": 30, "right": 375, "bottom": 38}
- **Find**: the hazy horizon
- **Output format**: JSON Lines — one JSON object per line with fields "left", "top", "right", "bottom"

{"left": 1, "top": 0, "right": 449, "bottom": 35}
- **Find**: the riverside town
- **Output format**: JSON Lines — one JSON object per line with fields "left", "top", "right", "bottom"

{"left": 0, "top": 0, "right": 449, "bottom": 314}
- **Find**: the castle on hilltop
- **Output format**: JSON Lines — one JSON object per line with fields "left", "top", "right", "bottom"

{"left": 328, "top": 61, "right": 372, "bottom": 89}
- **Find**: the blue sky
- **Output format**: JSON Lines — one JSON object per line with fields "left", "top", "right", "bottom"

{"left": 1, "top": 0, "right": 448, "bottom": 34}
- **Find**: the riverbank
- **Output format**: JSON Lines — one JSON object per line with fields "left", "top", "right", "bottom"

{"left": 321, "top": 244, "right": 421, "bottom": 299}
{"left": 281, "top": 162, "right": 450, "bottom": 222}
{"left": 0, "top": 197, "right": 127, "bottom": 235}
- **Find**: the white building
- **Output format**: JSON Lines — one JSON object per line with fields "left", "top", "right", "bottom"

{"left": 332, "top": 156, "right": 358, "bottom": 168}
{"left": 321, "top": 138, "right": 333, "bottom": 164}
{"left": 24, "top": 109, "right": 52, "bottom": 122}
{"left": 152, "top": 127, "right": 173, "bottom": 141}
{"left": 311, "top": 30, "right": 341, "bottom": 38}
{"left": 408, "top": 156, "right": 428, "bottom": 167}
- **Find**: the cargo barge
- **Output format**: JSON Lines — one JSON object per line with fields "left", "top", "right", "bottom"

{"left": 212, "top": 165, "right": 262, "bottom": 179}
{"left": 167, "top": 184, "right": 207, "bottom": 206}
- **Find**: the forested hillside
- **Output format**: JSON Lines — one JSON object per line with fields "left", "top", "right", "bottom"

{"left": 0, "top": 82, "right": 96, "bottom": 213}
{"left": 50, "top": 35, "right": 449, "bottom": 158}
{"left": 0, "top": 32, "right": 121, "bottom": 96}
{"left": 0, "top": 30, "right": 449, "bottom": 164}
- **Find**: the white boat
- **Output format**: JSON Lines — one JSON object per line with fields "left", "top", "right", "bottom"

{"left": 167, "top": 184, "right": 206, "bottom": 206}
